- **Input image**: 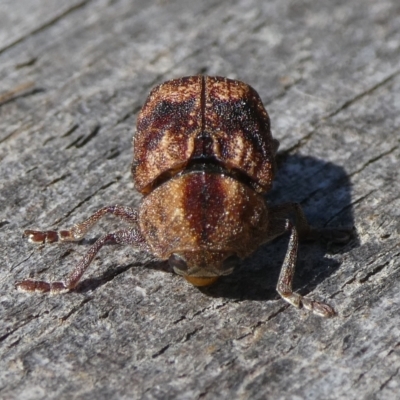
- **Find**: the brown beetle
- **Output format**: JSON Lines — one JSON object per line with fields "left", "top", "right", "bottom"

{"left": 16, "top": 76, "right": 349, "bottom": 317}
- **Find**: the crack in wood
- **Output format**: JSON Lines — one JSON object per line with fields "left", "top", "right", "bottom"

{"left": 65, "top": 124, "right": 101, "bottom": 149}
{"left": 326, "top": 70, "right": 400, "bottom": 119}
{"left": 278, "top": 71, "right": 400, "bottom": 156}
{"left": 151, "top": 344, "right": 170, "bottom": 359}
{"left": 0, "top": 220, "right": 10, "bottom": 229}
{"left": 181, "top": 327, "right": 203, "bottom": 343}
{"left": 358, "top": 261, "right": 389, "bottom": 283}
{"left": 0, "top": 83, "right": 44, "bottom": 108}
{"left": 62, "top": 124, "right": 80, "bottom": 137}
{"left": 349, "top": 146, "right": 399, "bottom": 178}
{"left": 324, "top": 189, "right": 377, "bottom": 226}
{"left": 15, "top": 57, "right": 38, "bottom": 69}
{"left": 59, "top": 297, "right": 92, "bottom": 322}
{"left": 0, "top": 314, "right": 40, "bottom": 344}
{"left": 379, "top": 367, "right": 400, "bottom": 391}
{"left": 234, "top": 305, "right": 290, "bottom": 341}
{"left": 42, "top": 174, "right": 70, "bottom": 190}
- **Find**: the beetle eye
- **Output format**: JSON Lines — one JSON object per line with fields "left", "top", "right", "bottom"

{"left": 168, "top": 253, "right": 188, "bottom": 273}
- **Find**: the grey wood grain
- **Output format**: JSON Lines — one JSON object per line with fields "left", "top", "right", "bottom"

{"left": 1, "top": 0, "right": 400, "bottom": 399}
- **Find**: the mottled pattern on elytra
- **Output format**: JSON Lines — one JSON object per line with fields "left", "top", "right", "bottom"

{"left": 205, "top": 78, "right": 275, "bottom": 192}
{"left": 138, "top": 172, "right": 269, "bottom": 261}
{"left": 132, "top": 76, "right": 276, "bottom": 194}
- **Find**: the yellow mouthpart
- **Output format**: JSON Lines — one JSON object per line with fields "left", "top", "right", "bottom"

{"left": 184, "top": 276, "right": 219, "bottom": 287}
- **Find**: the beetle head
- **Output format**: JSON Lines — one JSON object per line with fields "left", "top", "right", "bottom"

{"left": 169, "top": 251, "right": 240, "bottom": 286}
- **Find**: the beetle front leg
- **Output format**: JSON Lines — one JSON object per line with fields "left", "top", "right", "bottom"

{"left": 16, "top": 228, "right": 148, "bottom": 294}
{"left": 24, "top": 205, "right": 138, "bottom": 244}
{"left": 276, "top": 220, "right": 336, "bottom": 318}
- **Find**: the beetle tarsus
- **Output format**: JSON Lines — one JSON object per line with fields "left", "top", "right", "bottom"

{"left": 300, "top": 296, "right": 336, "bottom": 318}
{"left": 23, "top": 230, "right": 60, "bottom": 243}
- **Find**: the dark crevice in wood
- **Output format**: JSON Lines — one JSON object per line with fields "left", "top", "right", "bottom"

{"left": 324, "top": 190, "right": 376, "bottom": 226}
{"left": 150, "top": 327, "right": 203, "bottom": 359}
{"left": 358, "top": 262, "right": 389, "bottom": 283}
{"left": 349, "top": 146, "right": 399, "bottom": 177}
{"left": 387, "top": 342, "right": 400, "bottom": 357}
{"left": 106, "top": 148, "right": 121, "bottom": 160}
{"left": 278, "top": 71, "right": 400, "bottom": 156}
{"left": 116, "top": 105, "right": 142, "bottom": 125}
{"left": 42, "top": 174, "right": 70, "bottom": 190}
{"left": 59, "top": 297, "right": 92, "bottom": 322}
{"left": 379, "top": 367, "right": 400, "bottom": 391}
{"left": 151, "top": 344, "right": 170, "bottom": 359}
{"left": 326, "top": 70, "right": 400, "bottom": 119}
{"left": 60, "top": 248, "right": 75, "bottom": 259}
{"left": 15, "top": 57, "right": 38, "bottom": 69}
{"left": 0, "top": 327, "right": 20, "bottom": 344}
{"left": 0, "top": 314, "right": 40, "bottom": 343}
{"left": 330, "top": 289, "right": 344, "bottom": 298}
{"left": 266, "top": 304, "right": 290, "bottom": 321}
{"left": 173, "top": 315, "right": 186, "bottom": 324}
{"left": 0, "top": 82, "right": 35, "bottom": 104}
{"left": 42, "top": 136, "right": 55, "bottom": 145}
{"left": 182, "top": 327, "right": 203, "bottom": 343}
{"left": 11, "top": 252, "right": 35, "bottom": 274}
{"left": 0, "top": 87, "right": 45, "bottom": 108}
{"left": 0, "top": 221, "right": 10, "bottom": 229}
{"left": 65, "top": 124, "right": 100, "bottom": 149}
{"left": 98, "top": 308, "right": 113, "bottom": 319}
{"left": 25, "top": 166, "right": 38, "bottom": 174}
{"left": 235, "top": 305, "right": 289, "bottom": 341}
{"left": 189, "top": 300, "right": 231, "bottom": 320}
{"left": 62, "top": 124, "right": 80, "bottom": 137}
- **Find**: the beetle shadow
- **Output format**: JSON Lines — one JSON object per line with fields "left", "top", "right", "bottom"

{"left": 200, "top": 153, "right": 358, "bottom": 302}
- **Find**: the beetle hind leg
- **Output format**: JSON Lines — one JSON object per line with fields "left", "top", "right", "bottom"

{"left": 275, "top": 219, "right": 336, "bottom": 318}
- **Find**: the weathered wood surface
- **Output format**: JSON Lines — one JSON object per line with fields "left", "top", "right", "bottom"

{"left": 1, "top": 0, "right": 400, "bottom": 399}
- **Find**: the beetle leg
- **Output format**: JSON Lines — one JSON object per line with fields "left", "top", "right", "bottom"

{"left": 269, "top": 202, "right": 351, "bottom": 243}
{"left": 24, "top": 205, "right": 138, "bottom": 244}
{"left": 16, "top": 228, "right": 149, "bottom": 294}
{"left": 275, "top": 220, "right": 336, "bottom": 318}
